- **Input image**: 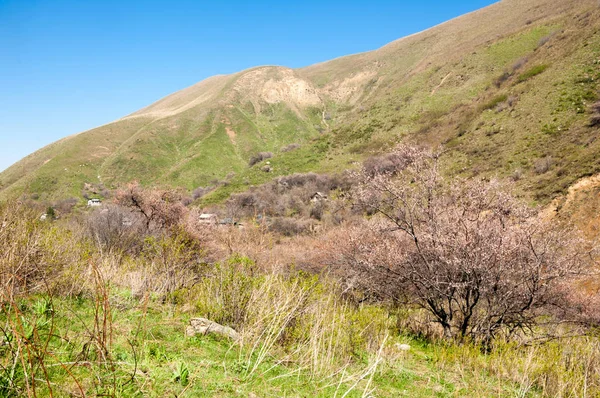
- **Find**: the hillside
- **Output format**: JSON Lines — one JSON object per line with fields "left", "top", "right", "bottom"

{"left": 1, "top": 0, "right": 600, "bottom": 208}
{"left": 4, "top": 2, "right": 600, "bottom": 395}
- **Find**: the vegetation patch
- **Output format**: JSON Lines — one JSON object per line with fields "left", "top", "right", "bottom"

{"left": 480, "top": 93, "right": 509, "bottom": 111}
{"left": 516, "top": 64, "right": 550, "bottom": 83}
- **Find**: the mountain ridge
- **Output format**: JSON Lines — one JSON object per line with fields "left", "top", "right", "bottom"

{"left": 1, "top": 0, "right": 599, "bottom": 209}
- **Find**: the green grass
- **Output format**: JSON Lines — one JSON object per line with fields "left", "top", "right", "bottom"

{"left": 0, "top": 292, "right": 543, "bottom": 397}
{"left": 480, "top": 93, "right": 509, "bottom": 111}
{"left": 484, "top": 26, "right": 555, "bottom": 67}
{"left": 6, "top": 286, "right": 597, "bottom": 397}
{"left": 201, "top": 135, "right": 334, "bottom": 204}
{"left": 516, "top": 64, "right": 550, "bottom": 84}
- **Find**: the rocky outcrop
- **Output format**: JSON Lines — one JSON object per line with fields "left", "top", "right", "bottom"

{"left": 186, "top": 317, "right": 239, "bottom": 340}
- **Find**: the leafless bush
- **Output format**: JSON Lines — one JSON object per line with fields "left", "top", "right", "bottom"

{"left": 534, "top": 156, "right": 553, "bottom": 174}
{"left": 226, "top": 172, "right": 351, "bottom": 220}
{"left": 495, "top": 102, "right": 509, "bottom": 113}
{"left": 0, "top": 203, "right": 88, "bottom": 298}
{"left": 589, "top": 100, "right": 600, "bottom": 126}
{"left": 277, "top": 173, "right": 350, "bottom": 191}
{"left": 86, "top": 205, "right": 145, "bottom": 254}
{"left": 192, "top": 186, "right": 214, "bottom": 200}
{"left": 511, "top": 57, "right": 528, "bottom": 72}
{"left": 228, "top": 191, "right": 259, "bottom": 217}
{"left": 181, "top": 196, "right": 193, "bottom": 206}
{"left": 140, "top": 227, "right": 207, "bottom": 295}
{"left": 494, "top": 72, "right": 511, "bottom": 88}
{"left": 53, "top": 197, "right": 78, "bottom": 214}
{"left": 115, "top": 182, "right": 187, "bottom": 231}
{"left": 248, "top": 152, "right": 273, "bottom": 167}
{"left": 338, "top": 145, "right": 590, "bottom": 343}
{"left": 363, "top": 150, "right": 424, "bottom": 177}
{"left": 281, "top": 143, "right": 301, "bottom": 153}
{"left": 310, "top": 202, "right": 325, "bottom": 220}
{"left": 537, "top": 34, "right": 553, "bottom": 48}
{"left": 510, "top": 168, "right": 523, "bottom": 181}
{"left": 269, "top": 217, "right": 313, "bottom": 236}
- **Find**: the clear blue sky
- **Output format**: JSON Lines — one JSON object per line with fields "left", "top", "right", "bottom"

{"left": 0, "top": 0, "right": 497, "bottom": 172}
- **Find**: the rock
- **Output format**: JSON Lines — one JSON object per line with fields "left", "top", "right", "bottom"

{"left": 396, "top": 343, "right": 411, "bottom": 351}
{"left": 186, "top": 317, "right": 239, "bottom": 340}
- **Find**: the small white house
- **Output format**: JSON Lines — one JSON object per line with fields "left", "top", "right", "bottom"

{"left": 87, "top": 199, "right": 102, "bottom": 207}
{"left": 310, "top": 192, "right": 328, "bottom": 203}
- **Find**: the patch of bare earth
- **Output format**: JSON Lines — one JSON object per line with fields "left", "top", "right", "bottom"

{"left": 542, "top": 174, "right": 600, "bottom": 241}
{"left": 231, "top": 67, "right": 322, "bottom": 115}
{"left": 221, "top": 118, "right": 237, "bottom": 145}
{"left": 321, "top": 70, "right": 379, "bottom": 104}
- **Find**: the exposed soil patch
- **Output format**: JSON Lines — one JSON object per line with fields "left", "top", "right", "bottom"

{"left": 542, "top": 173, "right": 600, "bottom": 241}
{"left": 221, "top": 117, "right": 237, "bottom": 145}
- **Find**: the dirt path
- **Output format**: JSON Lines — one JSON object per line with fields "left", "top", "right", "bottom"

{"left": 431, "top": 72, "right": 452, "bottom": 95}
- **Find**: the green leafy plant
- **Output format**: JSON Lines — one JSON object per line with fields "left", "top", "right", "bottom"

{"left": 173, "top": 361, "right": 189, "bottom": 386}
{"left": 46, "top": 206, "right": 56, "bottom": 220}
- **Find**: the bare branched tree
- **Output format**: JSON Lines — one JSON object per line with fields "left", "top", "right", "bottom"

{"left": 341, "top": 145, "right": 590, "bottom": 343}
{"left": 114, "top": 182, "right": 187, "bottom": 232}
{"left": 86, "top": 204, "right": 145, "bottom": 254}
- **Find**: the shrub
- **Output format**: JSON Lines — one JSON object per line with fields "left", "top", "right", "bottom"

{"left": 248, "top": 152, "right": 273, "bottom": 167}
{"left": 589, "top": 100, "right": 600, "bottom": 126}
{"left": 53, "top": 197, "right": 78, "bottom": 214}
{"left": 192, "top": 186, "right": 214, "bottom": 200}
{"left": 343, "top": 145, "right": 589, "bottom": 343}
{"left": 511, "top": 56, "right": 528, "bottom": 72}
{"left": 269, "top": 217, "right": 312, "bottom": 236}
{"left": 363, "top": 150, "right": 424, "bottom": 177}
{"left": 537, "top": 33, "right": 553, "bottom": 48}
{"left": 516, "top": 64, "right": 549, "bottom": 84}
{"left": 507, "top": 95, "right": 517, "bottom": 107}
{"left": 140, "top": 227, "right": 207, "bottom": 295}
{"left": 510, "top": 168, "right": 523, "bottom": 181}
{"left": 534, "top": 156, "right": 553, "bottom": 174}
{"left": 46, "top": 206, "right": 56, "bottom": 220}
{"left": 193, "top": 255, "right": 255, "bottom": 328}
{"left": 494, "top": 72, "right": 511, "bottom": 88}
{"left": 86, "top": 204, "right": 145, "bottom": 254}
{"left": 115, "top": 182, "right": 187, "bottom": 231}
{"left": 0, "top": 203, "right": 88, "bottom": 298}
{"left": 281, "top": 143, "right": 301, "bottom": 153}
{"left": 480, "top": 94, "right": 509, "bottom": 111}
{"left": 310, "top": 202, "right": 324, "bottom": 220}
{"left": 226, "top": 172, "right": 351, "bottom": 220}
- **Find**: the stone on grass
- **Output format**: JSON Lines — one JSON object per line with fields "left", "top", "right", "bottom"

{"left": 186, "top": 317, "right": 239, "bottom": 340}
{"left": 396, "top": 343, "right": 411, "bottom": 351}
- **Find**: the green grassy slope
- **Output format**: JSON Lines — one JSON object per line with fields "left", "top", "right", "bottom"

{"left": 7, "top": 292, "right": 572, "bottom": 397}
{"left": 1, "top": 0, "right": 599, "bottom": 205}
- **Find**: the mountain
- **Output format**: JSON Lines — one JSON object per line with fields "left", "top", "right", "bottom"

{"left": 1, "top": 0, "right": 599, "bottom": 208}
